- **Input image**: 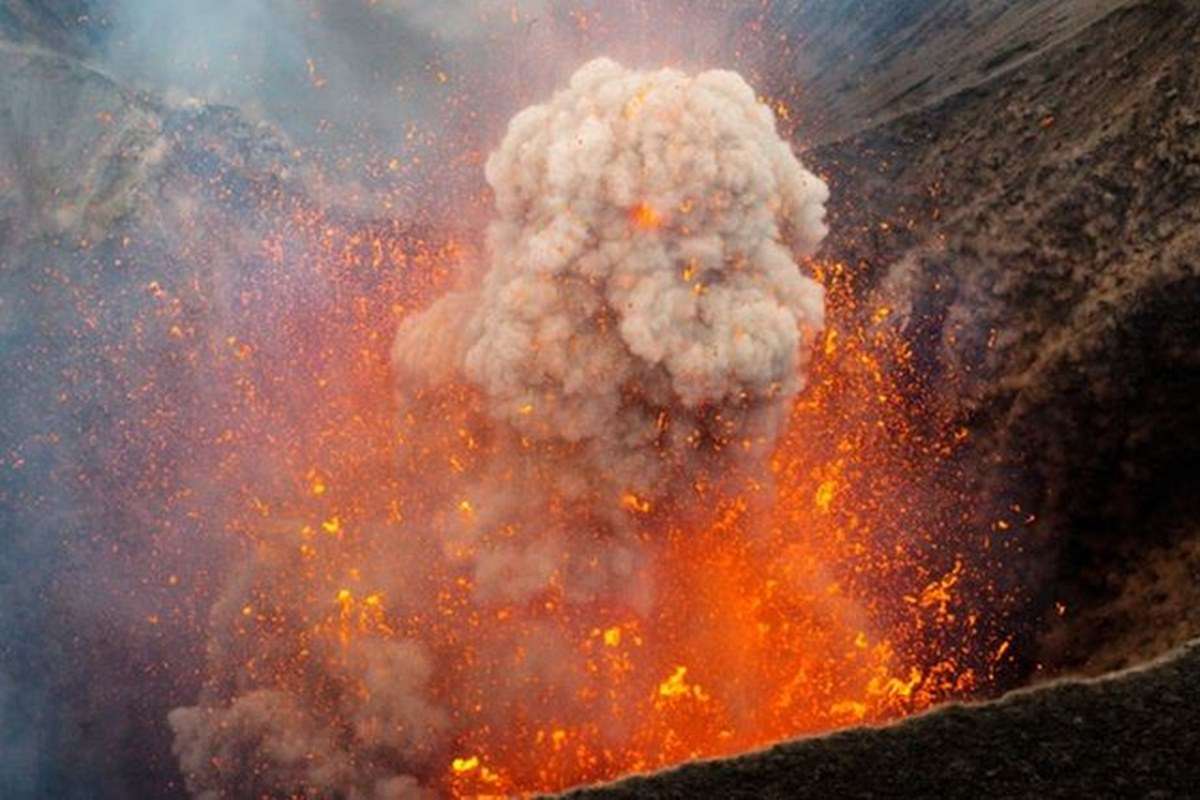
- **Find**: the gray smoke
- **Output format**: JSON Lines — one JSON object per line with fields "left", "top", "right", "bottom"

{"left": 396, "top": 56, "right": 827, "bottom": 520}
{"left": 91, "top": 1, "right": 795, "bottom": 217}
{"left": 168, "top": 58, "right": 827, "bottom": 797}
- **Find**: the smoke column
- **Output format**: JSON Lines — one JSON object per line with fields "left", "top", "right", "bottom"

{"left": 397, "top": 57, "right": 827, "bottom": 596}
{"left": 169, "top": 58, "right": 828, "bottom": 797}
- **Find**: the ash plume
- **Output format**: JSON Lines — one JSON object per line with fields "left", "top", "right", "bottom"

{"left": 169, "top": 58, "right": 827, "bottom": 797}
{"left": 397, "top": 56, "right": 827, "bottom": 523}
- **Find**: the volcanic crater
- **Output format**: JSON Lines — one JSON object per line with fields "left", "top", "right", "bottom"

{"left": 1, "top": 0, "right": 1198, "bottom": 797}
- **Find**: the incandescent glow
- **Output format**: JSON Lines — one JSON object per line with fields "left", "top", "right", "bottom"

{"left": 630, "top": 202, "right": 664, "bottom": 231}
{"left": 164, "top": 58, "right": 1019, "bottom": 800}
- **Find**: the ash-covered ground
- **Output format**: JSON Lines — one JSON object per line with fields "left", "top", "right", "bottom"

{"left": 2, "top": 0, "right": 1198, "bottom": 797}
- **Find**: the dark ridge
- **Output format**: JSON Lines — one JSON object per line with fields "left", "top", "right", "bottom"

{"left": 559, "top": 638, "right": 1200, "bottom": 799}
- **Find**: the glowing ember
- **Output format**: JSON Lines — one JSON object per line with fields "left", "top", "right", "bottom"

{"left": 630, "top": 201, "right": 664, "bottom": 231}
{"left": 164, "top": 58, "right": 1019, "bottom": 800}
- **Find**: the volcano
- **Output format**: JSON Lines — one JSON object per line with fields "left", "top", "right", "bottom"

{"left": 1, "top": 1, "right": 1198, "bottom": 798}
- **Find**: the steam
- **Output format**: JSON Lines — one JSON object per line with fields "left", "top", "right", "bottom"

{"left": 169, "top": 59, "right": 827, "bottom": 797}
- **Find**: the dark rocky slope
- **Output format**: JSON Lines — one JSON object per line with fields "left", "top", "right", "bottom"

{"left": 561, "top": 637, "right": 1200, "bottom": 799}
{"left": 778, "top": 0, "right": 1134, "bottom": 144}
{"left": 807, "top": 0, "right": 1200, "bottom": 675}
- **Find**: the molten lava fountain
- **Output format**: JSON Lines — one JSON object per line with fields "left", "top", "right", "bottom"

{"left": 170, "top": 60, "right": 1017, "bottom": 798}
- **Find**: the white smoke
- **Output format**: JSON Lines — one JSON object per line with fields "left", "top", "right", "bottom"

{"left": 171, "top": 58, "right": 828, "bottom": 798}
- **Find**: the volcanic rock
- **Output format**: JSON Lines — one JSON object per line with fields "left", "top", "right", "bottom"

{"left": 2, "top": 0, "right": 1198, "bottom": 796}
{"left": 804, "top": 0, "right": 1200, "bottom": 676}
{"left": 559, "top": 637, "right": 1200, "bottom": 799}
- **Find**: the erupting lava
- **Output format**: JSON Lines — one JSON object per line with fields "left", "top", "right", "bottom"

{"left": 169, "top": 60, "right": 1018, "bottom": 799}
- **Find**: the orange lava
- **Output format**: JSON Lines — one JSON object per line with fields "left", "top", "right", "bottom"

{"left": 200, "top": 213, "right": 1018, "bottom": 797}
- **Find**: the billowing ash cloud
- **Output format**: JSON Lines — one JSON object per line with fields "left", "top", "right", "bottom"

{"left": 167, "top": 534, "right": 452, "bottom": 799}
{"left": 397, "top": 56, "right": 827, "bottom": 516}
{"left": 169, "top": 59, "right": 827, "bottom": 797}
